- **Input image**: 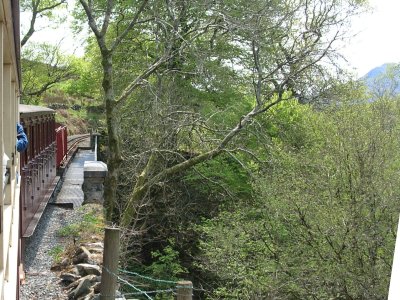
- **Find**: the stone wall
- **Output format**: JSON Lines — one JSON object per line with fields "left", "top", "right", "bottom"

{"left": 82, "top": 161, "right": 107, "bottom": 205}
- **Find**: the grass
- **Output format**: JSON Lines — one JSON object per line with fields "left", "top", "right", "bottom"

{"left": 49, "top": 245, "right": 64, "bottom": 263}
{"left": 53, "top": 205, "right": 104, "bottom": 266}
{"left": 57, "top": 223, "right": 80, "bottom": 237}
{"left": 57, "top": 205, "right": 104, "bottom": 241}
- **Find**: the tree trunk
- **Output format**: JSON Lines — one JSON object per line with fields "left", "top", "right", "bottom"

{"left": 120, "top": 152, "right": 159, "bottom": 227}
{"left": 121, "top": 148, "right": 223, "bottom": 227}
{"left": 101, "top": 50, "right": 122, "bottom": 221}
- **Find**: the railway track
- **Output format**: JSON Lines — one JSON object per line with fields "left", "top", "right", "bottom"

{"left": 57, "top": 134, "right": 91, "bottom": 169}
{"left": 67, "top": 134, "right": 91, "bottom": 154}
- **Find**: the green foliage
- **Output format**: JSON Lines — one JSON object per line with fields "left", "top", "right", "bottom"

{"left": 20, "top": 0, "right": 67, "bottom": 20}
{"left": 198, "top": 99, "right": 400, "bottom": 299}
{"left": 57, "top": 208, "right": 103, "bottom": 239}
{"left": 21, "top": 42, "right": 77, "bottom": 103}
{"left": 184, "top": 155, "right": 252, "bottom": 200}
{"left": 262, "top": 98, "right": 314, "bottom": 144}
{"left": 60, "top": 54, "right": 102, "bottom": 99}
{"left": 146, "top": 239, "right": 188, "bottom": 281}
{"left": 68, "top": 0, "right": 370, "bottom": 298}
{"left": 119, "top": 240, "right": 186, "bottom": 300}
{"left": 57, "top": 223, "right": 80, "bottom": 238}
{"left": 21, "top": 42, "right": 99, "bottom": 106}
{"left": 48, "top": 245, "right": 64, "bottom": 263}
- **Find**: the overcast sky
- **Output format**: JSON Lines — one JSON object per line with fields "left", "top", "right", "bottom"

{"left": 341, "top": 0, "right": 400, "bottom": 77}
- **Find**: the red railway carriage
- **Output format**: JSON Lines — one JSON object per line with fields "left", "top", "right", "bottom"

{"left": 19, "top": 104, "right": 56, "bottom": 238}
{"left": 55, "top": 124, "right": 68, "bottom": 169}
{"left": 19, "top": 105, "right": 67, "bottom": 238}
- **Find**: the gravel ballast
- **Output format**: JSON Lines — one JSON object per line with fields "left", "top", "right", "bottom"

{"left": 20, "top": 204, "right": 82, "bottom": 300}
{"left": 20, "top": 149, "right": 98, "bottom": 299}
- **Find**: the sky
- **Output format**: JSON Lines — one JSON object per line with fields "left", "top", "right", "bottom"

{"left": 21, "top": 0, "right": 400, "bottom": 78}
{"left": 341, "top": 0, "right": 400, "bottom": 77}
{"left": 20, "top": 2, "right": 86, "bottom": 57}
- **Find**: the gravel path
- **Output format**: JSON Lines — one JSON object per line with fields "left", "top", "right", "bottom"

{"left": 20, "top": 149, "right": 94, "bottom": 299}
{"left": 20, "top": 150, "right": 94, "bottom": 300}
{"left": 20, "top": 204, "right": 80, "bottom": 300}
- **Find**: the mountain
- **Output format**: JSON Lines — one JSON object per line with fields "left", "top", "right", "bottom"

{"left": 363, "top": 64, "right": 391, "bottom": 80}
{"left": 361, "top": 63, "right": 400, "bottom": 96}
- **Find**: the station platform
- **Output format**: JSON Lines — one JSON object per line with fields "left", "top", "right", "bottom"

{"left": 52, "top": 134, "right": 95, "bottom": 207}
{"left": 51, "top": 149, "right": 95, "bottom": 207}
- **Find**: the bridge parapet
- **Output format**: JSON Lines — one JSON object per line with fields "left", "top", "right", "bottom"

{"left": 82, "top": 161, "right": 107, "bottom": 205}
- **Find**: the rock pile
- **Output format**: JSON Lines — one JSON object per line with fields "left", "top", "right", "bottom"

{"left": 51, "top": 242, "right": 125, "bottom": 300}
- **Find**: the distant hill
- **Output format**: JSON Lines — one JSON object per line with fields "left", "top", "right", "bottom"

{"left": 361, "top": 63, "right": 400, "bottom": 96}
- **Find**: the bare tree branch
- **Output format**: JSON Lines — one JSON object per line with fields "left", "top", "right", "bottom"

{"left": 110, "top": 0, "right": 150, "bottom": 52}
{"left": 21, "top": 0, "right": 67, "bottom": 47}
{"left": 79, "top": 0, "right": 102, "bottom": 39}
{"left": 100, "top": 0, "right": 114, "bottom": 37}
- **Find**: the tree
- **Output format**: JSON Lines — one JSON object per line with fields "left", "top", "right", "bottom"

{"left": 76, "top": 0, "right": 366, "bottom": 226}
{"left": 368, "top": 63, "right": 400, "bottom": 99}
{"left": 21, "top": 42, "right": 77, "bottom": 103}
{"left": 60, "top": 44, "right": 103, "bottom": 100}
{"left": 77, "top": 0, "right": 220, "bottom": 221}
{"left": 119, "top": 0, "right": 366, "bottom": 227}
{"left": 198, "top": 97, "right": 400, "bottom": 298}
{"left": 20, "top": 0, "right": 79, "bottom": 103}
{"left": 20, "top": 0, "right": 67, "bottom": 47}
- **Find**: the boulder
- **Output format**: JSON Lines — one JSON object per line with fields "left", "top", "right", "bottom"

{"left": 88, "top": 253, "right": 103, "bottom": 265}
{"left": 92, "top": 282, "right": 101, "bottom": 293}
{"left": 68, "top": 277, "right": 92, "bottom": 299}
{"left": 73, "top": 246, "right": 91, "bottom": 264}
{"left": 76, "top": 263, "right": 102, "bottom": 276}
{"left": 76, "top": 246, "right": 92, "bottom": 256}
{"left": 65, "top": 275, "right": 96, "bottom": 292}
{"left": 61, "top": 257, "right": 71, "bottom": 267}
{"left": 87, "top": 247, "right": 103, "bottom": 255}
{"left": 66, "top": 266, "right": 80, "bottom": 276}
{"left": 50, "top": 263, "right": 62, "bottom": 272}
{"left": 60, "top": 272, "right": 81, "bottom": 284}
{"left": 80, "top": 290, "right": 94, "bottom": 300}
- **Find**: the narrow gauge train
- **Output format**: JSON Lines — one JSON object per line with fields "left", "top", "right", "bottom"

{"left": 18, "top": 105, "right": 68, "bottom": 295}
{"left": 19, "top": 104, "right": 67, "bottom": 239}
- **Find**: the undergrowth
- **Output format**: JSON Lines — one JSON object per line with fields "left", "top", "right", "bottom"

{"left": 49, "top": 245, "right": 64, "bottom": 263}
{"left": 57, "top": 204, "right": 104, "bottom": 242}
